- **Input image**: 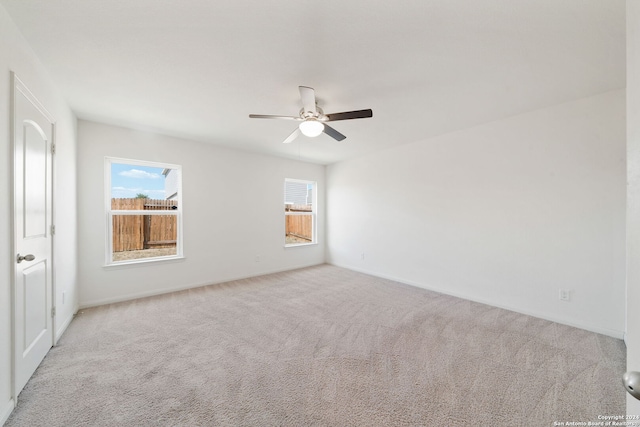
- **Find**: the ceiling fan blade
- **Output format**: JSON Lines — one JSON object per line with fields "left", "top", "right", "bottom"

{"left": 323, "top": 124, "right": 346, "bottom": 141}
{"left": 299, "top": 86, "right": 317, "bottom": 115}
{"left": 324, "top": 109, "right": 373, "bottom": 122}
{"left": 249, "top": 114, "right": 301, "bottom": 120}
{"left": 283, "top": 128, "right": 301, "bottom": 144}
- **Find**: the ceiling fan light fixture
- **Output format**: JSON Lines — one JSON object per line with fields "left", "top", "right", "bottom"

{"left": 299, "top": 120, "right": 324, "bottom": 137}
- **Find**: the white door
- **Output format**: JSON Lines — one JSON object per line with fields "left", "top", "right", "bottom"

{"left": 12, "top": 73, "right": 55, "bottom": 397}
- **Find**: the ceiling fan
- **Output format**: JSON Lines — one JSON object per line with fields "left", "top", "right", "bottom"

{"left": 249, "top": 86, "right": 373, "bottom": 143}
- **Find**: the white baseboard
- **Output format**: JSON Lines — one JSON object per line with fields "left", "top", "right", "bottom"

{"left": 1, "top": 398, "right": 15, "bottom": 425}
{"left": 328, "top": 262, "right": 625, "bottom": 340}
{"left": 78, "top": 262, "right": 324, "bottom": 309}
{"left": 55, "top": 309, "right": 76, "bottom": 343}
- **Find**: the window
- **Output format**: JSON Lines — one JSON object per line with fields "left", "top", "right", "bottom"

{"left": 285, "top": 179, "right": 316, "bottom": 246}
{"left": 105, "top": 158, "right": 183, "bottom": 265}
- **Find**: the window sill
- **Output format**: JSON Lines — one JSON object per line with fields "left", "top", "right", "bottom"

{"left": 103, "top": 255, "right": 185, "bottom": 269}
{"left": 284, "top": 242, "right": 318, "bottom": 248}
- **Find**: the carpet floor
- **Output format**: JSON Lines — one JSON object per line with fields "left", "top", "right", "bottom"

{"left": 6, "top": 264, "right": 626, "bottom": 426}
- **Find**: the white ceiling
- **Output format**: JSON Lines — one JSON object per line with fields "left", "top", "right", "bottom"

{"left": 1, "top": 0, "right": 625, "bottom": 165}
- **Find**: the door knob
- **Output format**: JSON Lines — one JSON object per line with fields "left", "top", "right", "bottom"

{"left": 623, "top": 371, "right": 640, "bottom": 400}
{"left": 16, "top": 253, "right": 35, "bottom": 263}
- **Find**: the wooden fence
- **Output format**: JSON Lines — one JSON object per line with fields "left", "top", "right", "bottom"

{"left": 285, "top": 204, "right": 313, "bottom": 241}
{"left": 286, "top": 215, "right": 313, "bottom": 241}
{"left": 112, "top": 198, "right": 178, "bottom": 252}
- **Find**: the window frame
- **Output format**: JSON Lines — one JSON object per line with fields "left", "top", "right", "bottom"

{"left": 284, "top": 178, "right": 317, "bottom": 248}
{"left": 104, "top": 157, "right": 184, "bottom": 266}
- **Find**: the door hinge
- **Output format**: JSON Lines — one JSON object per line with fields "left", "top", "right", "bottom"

{"left": 51, "top": 144, "right": 56, "bottom": 155}
{"left": 51, "top": 224, "right": 55, "bottom": 235}
{"left": 51, "top": 307, "right": 56, "bottom": 318}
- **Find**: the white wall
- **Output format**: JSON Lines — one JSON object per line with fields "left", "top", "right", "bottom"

{"left": 0, "top": 5, "right": 78, "bottom": 424}
{"left": 327, "top": 89, "right": 626, "bottom": 338}
{"left": 77, "top": 120, "right": 325, "bottom": 307}
{"left": 627, "top": 0, "right": 640, "bottom": 415}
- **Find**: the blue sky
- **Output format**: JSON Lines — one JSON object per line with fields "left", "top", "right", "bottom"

{"left": 111, "top": 163, "right": 166, "bottom": 199}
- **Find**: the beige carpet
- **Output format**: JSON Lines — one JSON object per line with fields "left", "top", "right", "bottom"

{"left": 6, "top": 264, "right": 626, "bottom": 426}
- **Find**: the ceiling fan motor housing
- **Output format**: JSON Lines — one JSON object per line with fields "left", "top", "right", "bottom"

{"left": 300, "top": 106, "right": 325, "bottom": 121}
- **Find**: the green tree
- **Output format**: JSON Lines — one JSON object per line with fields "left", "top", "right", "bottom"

{"left": 135, "top": 193, "right": 149, "bottom": 199}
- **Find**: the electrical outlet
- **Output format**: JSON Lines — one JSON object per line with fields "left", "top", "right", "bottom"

{"left": 559, "top": 289, "right": 570, "bottom": 301}
{"left": 361, "top": 252, "right": 365, "bottom": 261}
